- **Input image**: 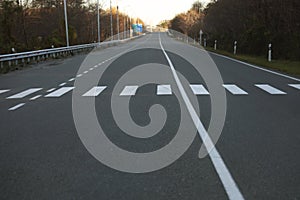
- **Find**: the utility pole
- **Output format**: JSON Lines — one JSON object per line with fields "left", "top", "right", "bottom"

{"left": 117, "top": 5, "right": 120, "bottom": 40}
{"left": 97, "top": 0, "right": 100, "bottom": 43}
{"left": 110, "top": 0, "right": 113, "bottom": 41}
{"left": 63, "top": 0, "right": 69, "bottom": 46}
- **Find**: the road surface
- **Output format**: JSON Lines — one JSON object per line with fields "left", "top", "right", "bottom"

{"left": 0, "top": 33, "right": 299, "bottom": 200}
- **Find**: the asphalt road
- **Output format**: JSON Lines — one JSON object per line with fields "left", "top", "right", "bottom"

{"left": 0, "top": 33, "right": 299, "bottom": 200}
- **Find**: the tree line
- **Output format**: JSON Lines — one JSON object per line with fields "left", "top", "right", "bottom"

{"left": 168, "top": 0, "right": 300, "bottom": 60}
{"left": 0, "top": 0, "right": 144, "bottom": 54}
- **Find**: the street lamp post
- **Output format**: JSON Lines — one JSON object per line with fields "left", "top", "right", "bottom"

{"left": 117, "top": 6, "right": 120, "bottom": 40}
{"left": 63, "top": 0, "right": 69, "bottom": 46}
{"left": 123, "top": 15, "right": 126, "bottom": 39}
{"left": 110, "top": 0, "right": 113, "bottom": 41}
{"left": 97, "top": 0, "right": 100, "bottom": 43}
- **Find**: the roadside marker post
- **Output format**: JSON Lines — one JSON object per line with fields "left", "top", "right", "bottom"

{"left": 214, "top": 40, "right": 217, "bottom": 50}
{"left": 234, "top": 41, "right": 237, "bottom": 55}
{"left": 268, "top": 43, "right": 272, "bottom": 62}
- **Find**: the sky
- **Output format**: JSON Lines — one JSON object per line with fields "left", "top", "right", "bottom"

{"left": 101, "top": 0, "right": 210, "bottom": 26}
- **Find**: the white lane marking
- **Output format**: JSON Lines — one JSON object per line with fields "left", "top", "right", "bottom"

{"left": 6, "top": 88, "right": 42, "bottom": 99}
{"left": 289, "top": 84, "right": 300, "bottom": 90}
{"left": 77, "top": 74, "right": 83, "bottom": 77}
{"left": 0, "top": 89, "right": 10, "bottom": 95}
{"left": 30, "top": 95, "right": 42, "bottom": 101}
{"left": 207, "top": 52, "right": 300, "bottom": 82}
{"left": 89, "top": 68, "right": 93, "bottom": 71}
{"left": 8, "top": 103, "right": 25, "bottom": 111}
{"left": 159, "top": 33, "right": 244, "bottom": 200}
{"left": 223, "top": 84, "right": 248, "bottom": 95}
{"left": 120, "top": 86, "right": 139, "bottom": 96}
{"left": 47, "top": 88, "right": 56, "bottom": 93}
{"left": 45, "top": 87, "right": 74, "bottom": 97}
{"left": 82, "top": 86, "right": 107, "bottom": 97}
{"left": 59, "top": 82, "right": 66, "bottom": 87}
{"left": 255, "top": 84, "right": 286, "bottom": 95}
{"left": 157, "top": 85, "right": 172, "bottom": 95}
{"left": 69, "top": 78, "right": 75, "bottom": 82}
{"left": 84, "top": 71, "right": 88, "bottom": 74}
{"left": 190, "top": 84, "right": 209, "bottom": 95}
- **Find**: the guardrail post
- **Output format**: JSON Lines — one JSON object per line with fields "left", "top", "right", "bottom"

{"left": 8, "top": 61, "right": 11, "bottom": 67}
{"left": 234, "top": 41, "right": 237, "bottom": 55}
{"left": 268, "top": 43, "right": 272, "bottom": 62}
{"left": 214, "top": 40, "right": 217, "bottom": 50}
{"left": 1, "top": 62, "right": 3, "bottom": 69}
{"left": 204, "top": 38, "right": 207, "bottom": 47}
{"left": 27, "top": 57, "right": 30, "bottom": 63}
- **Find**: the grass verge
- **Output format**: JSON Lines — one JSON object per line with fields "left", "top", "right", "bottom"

{"left": 205, "top": 47, "right": 300, "bottom": 77}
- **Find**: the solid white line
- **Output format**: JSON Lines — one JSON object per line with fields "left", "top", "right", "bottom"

{"left": 77, "top": 74, "right": 83, "bottom": 77}
{"left": 159, "top": 33, "right": 244, "bottom": 200}
{"left": 6, "top": 88, "right": 42, "bottom": 99}
{"left": 289, "top": 84, "right": 300, "bottom": 90}
{"left": 255, "top": 84, "right": 286, "bottom": 95}
{"left": 8, "top": 103, "right": 25, "bottom": 111}
{"left": 30, "top": 95, "right": 42, "bottom": 101}
{"left": 45, "top": 87, "right": 74, "bottom": 97}
{"left": 208, "top": 51, "right": 300, "bottom": 82}
{"left": 0, "top": 89, "right": 10, "bottom": 95}
{"left": 59, "top": 82, "right": 66, "bottom": 87}
{"left": 223, "top": 84, "right": 248, "bottom": 95}
{"left": 157, "top": 85, "right": 172, "bottom": 95}
{"left": 82, "top": 86, "right": 107, "bottom": 97}
{"left": 190, "top": 84, "right": 209, "bottom": 95}
{"left": 120, "top": 86, "right": 139, "bottom": 96}
{"left": 69, "top": 78, "right": 75, "bottom": 82}
{"left": 47, "top": 88, "right": 56, "bottom": 92}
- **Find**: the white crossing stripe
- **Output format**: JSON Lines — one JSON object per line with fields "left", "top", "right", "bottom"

{"left": 45, "top": 87, "right": 74, "bottom": 97}
{"left": 82, "top": 86, "right": 107, "bottom": 97}
{"left": 59, "top": 82, "right": 66, "bottom": 87}
{"left": 255, "top": 84, "right": 286, "bottom": 94}
{"left": 6, "top": 88, "right": 42, "bottom": 99}
{"left": 0, "top": 89, "right": 10, "bottom": 95}
{"left": 8, "top": 103, "right": 25, "bottom": 111}
{"left": 120, "top": 86, "right": 139, "bottom": 96}
{"left": 157, "top": 85, "right": 172, "bottom": 95}
{"left": 223, "top": 84, "right": 248, "bottom": 95}
{"left": 190, "top": 84, "right": 209, "bottom": 95}
{"left": 289, "top": 84, "right": 300, "bottom": 90}
{"left": 47, "top": 88, "right": 56, "bottom": 92}
{"left": 30, "top": 95, "right": 42, "bottom": 101}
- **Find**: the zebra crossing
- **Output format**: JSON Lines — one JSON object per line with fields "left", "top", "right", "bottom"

{"left": 1, "top": 83, "right": 299, "bottom": 111}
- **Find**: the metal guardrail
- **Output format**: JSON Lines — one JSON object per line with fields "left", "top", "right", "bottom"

{"left": 0, "top": 34, "right": 145, "bottom": 68}
{"left": 0, "top": 43, "right": 95, "bottom": 62}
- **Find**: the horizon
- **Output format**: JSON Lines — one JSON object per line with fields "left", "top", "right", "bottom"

{"left": 100, "top": 0, "right": 210, "bottom": 26}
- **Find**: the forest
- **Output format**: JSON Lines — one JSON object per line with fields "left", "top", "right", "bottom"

{"left": 168, "top": 0, "right": 300, "bottom": 60}
{"left": 0, "top": 0, "right": 143, "bottom": 54}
